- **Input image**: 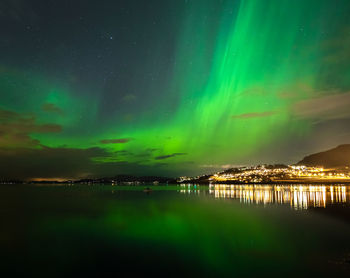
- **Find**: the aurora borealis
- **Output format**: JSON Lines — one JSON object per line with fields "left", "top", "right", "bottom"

{"left": 1, "top": 0, "right": 350, "bottom": 179}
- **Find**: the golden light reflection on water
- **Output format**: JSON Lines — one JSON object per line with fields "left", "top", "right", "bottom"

{"left": 179, "top": 184, "right": 349, "bottom": 210}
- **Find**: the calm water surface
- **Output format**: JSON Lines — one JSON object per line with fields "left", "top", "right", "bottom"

{"left": 1, "top": 184, "right": 350, "bottom": 277}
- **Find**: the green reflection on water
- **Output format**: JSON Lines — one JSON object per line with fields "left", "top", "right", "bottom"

{"left": 1, "top": 185, "right": 350, "bottom": 277}
{"left": 38, "top": 197, "right": 292, "bottom": 274}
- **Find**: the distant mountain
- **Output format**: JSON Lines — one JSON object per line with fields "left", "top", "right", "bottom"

{"left": 76, "top": 175, "right": 176, "bottom": 184}
{"left": 298, "top": 144, "right": 350, "bottom": 168}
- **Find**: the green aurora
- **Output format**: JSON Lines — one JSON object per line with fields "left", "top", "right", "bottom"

{"left": 1, "top": 0, "right": 350, "bottom": 179}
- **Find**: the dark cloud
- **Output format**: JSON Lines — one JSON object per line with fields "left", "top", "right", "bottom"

{"left": 155, "top": 153, "right": 187, "bottom": 160}
{"left": 277, "top": 83, "right": 314, "bottom": 100}
{"left": 135, "top": 153, "right": 151, "bottom": 158}
{"left": 0, "top": 145, "right": 148, "bottom": 179}
{"left": 145, "top": 148, "right": 158, "bottom": 152}
{"left": 114, "top": 150, "right": 131, "bottom": 155}
{"left": 231, "top": 111, "right": 277, "bottom": 119}
{"left": 134, "top": 148, "right": 159, "bottom": 158}
{"left": 0, "top": 146, "right": 104, "bottom": 179}
{"left": 100, "top": 138, "right": 133, "bottom": 144}
{"left": 0, "top": 108, "right": 62, "bottom": 148}
{"left": 42, "top": 103, "right": 64, "bottom": 115}
{"left": 0, "top": 145, "right": 189, "bottom": 180}
{"left": 292, "top": 92, "right": 350, "bottom": 122}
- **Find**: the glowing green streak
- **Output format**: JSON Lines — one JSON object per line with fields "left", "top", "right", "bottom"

{"left": 2, "top": 0, "right": 348, "bottom": 176}
{"left": 0, "top": 67, "right": 99, "bottom": 149}
{"left": 110, "top": 0, "right": 328, "bottom": 167}
{"left": 169, "top": 1, "right": 320, "bottom": 161}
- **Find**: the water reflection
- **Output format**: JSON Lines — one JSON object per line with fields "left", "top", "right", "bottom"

{"left": 179, "top": 184, "right": 349, "bottom": 210}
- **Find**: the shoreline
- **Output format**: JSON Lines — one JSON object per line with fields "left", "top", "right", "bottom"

{"left": 3, "top": 180, "right": 350, "bottom": 186}
{"left": 179, "top": 180, "right": 350, "bottom": 185}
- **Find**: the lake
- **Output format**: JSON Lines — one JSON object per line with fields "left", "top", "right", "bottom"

{"left": 1, "top": 184, "right": 350, "bottom": 277}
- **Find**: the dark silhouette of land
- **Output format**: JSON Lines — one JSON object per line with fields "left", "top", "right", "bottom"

{"left": 298, "top": 144, "right": 350, "bottom": 168}
{"left": 2, "top": 145, "right": 350, "bottom": 185}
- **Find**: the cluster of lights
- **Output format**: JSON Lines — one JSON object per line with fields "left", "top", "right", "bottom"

{"left": 208, "top": 165, "right": 350, "bottom": 183}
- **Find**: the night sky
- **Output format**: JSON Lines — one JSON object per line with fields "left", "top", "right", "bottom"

{"left": 1, "top": 0, "right": 350, "bottom": 179}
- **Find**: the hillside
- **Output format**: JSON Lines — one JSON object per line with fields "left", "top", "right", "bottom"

{"left": 298, "top": 144, "right": 350, "bottom": 168}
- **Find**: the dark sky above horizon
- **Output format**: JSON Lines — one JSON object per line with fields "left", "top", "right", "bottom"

{"left": 1, "top": 0, "right": 350, "bottom": 179}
